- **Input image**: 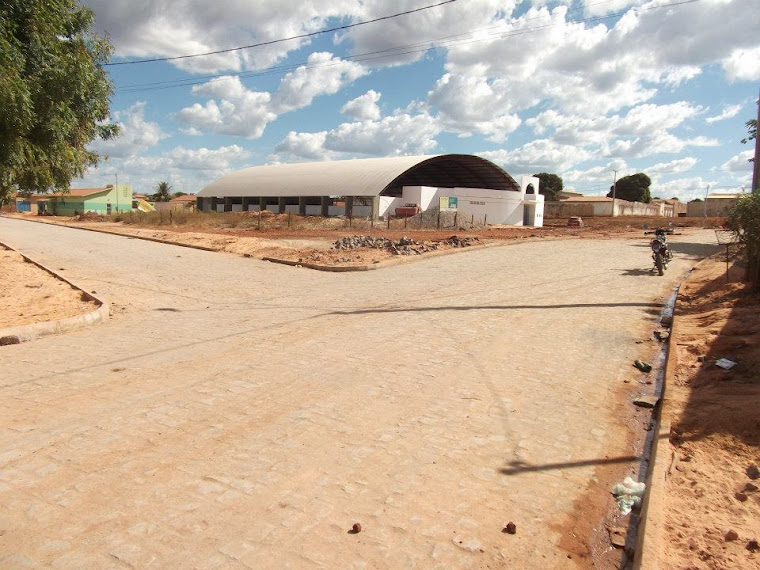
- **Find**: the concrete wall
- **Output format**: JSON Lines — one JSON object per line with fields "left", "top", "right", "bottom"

{"left": 687, "top": 198, "right": 736, "bottom": 217}
{"left": 546, "top": 199, "right": 670, "bottom": 218}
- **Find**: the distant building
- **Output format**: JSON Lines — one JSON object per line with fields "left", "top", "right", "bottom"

{"left": 687, "top": 193, "right": 743, "bottom": 217}
{"left": 155, "top": 194, "right": 197, "bottom": 211}
{"left": 556, "top": 190, "right": 584, "bottom": 200}
{"left": 15, "top": 186, "right": 132, "bottom": 216}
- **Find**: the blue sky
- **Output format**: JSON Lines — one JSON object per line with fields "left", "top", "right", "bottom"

{"left": 74, "top": 0, "right": 760, "bottom": 201}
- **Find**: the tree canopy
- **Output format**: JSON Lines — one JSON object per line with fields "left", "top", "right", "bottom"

{"left": 153, "top": 181, "right": 172, "bottom": 202}
{"left": 0, "top": 0, "right": 119, "bottom": 204}
{"left": 607, "top": 173, "right": 652, "bottom": 203}
{"left": 532, "top": 172, "right": 563, "bottom": 201}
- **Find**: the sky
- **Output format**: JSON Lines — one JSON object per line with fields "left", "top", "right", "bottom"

{"left": 73, "top": 0, "right": 760, "bottom": 201}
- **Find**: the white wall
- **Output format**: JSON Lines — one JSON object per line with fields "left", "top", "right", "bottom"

{"left": 402, "top": 186, "right": 439, "bottom": 210}
{"left": 378, "top": 196, "right": 403, "bottom": 217}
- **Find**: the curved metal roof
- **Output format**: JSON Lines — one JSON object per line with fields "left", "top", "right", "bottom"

{"left": 198, "top": 154, "right": 521, "bottom": 198}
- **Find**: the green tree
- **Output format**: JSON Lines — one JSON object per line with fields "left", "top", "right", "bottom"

{"left": 173, "top": 191, "right": 187, "bottom": 198}
{"left": 740, "top": 119, "right": 757, "bottom": 145}
{"left": 532, "top": 172, "right": 563, "bottom": 201}
{"left": 741, "top": 119, "right": 757, "bottom": 165}
{"left": 607, "top": 173, "right": 652, "bottom": 203}
{"left": 0, "top": 0, "right": 119, "bottom": 205}
{"left": 153, "top": 181, "right": 172, "bottom": 202}
{"left": 727, "top": 192, "right": 760, "bottom": 289}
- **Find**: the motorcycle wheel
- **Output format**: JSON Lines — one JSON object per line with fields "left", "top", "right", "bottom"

{"left": 655, "top": 253, "right": 664, "bottom": 275}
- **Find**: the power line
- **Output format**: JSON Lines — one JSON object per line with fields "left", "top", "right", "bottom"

{"left": 114, "top": 0, "right": 701, "bottom": 94}
{"left": 105, "top": 0, "right": 458, "bottom": 66}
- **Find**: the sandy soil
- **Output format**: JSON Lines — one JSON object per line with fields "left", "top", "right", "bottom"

{"left": 662, "top": 255, "right": 760, "bottom": 569}
{"left": 0, "top": 246, "right": 98, "bottom": 329}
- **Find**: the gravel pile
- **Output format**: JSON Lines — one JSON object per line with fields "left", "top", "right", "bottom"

{"left": 332, "top": 235, "right": 479, "bottom": 256}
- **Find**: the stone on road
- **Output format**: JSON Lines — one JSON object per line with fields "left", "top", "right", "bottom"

{"left": 0, "top": 218, "right": 719, "bottom": 567}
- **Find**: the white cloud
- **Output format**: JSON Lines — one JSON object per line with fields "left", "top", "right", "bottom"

{"left": 273, "top": 112, "right": 440, "bottom": 160}
{"left": 271, "top": 52, "right": 367, "bottom": 113}
{"left": 92, "top": 102, "right": 166, "bottom": 158}
{"left": 721, "top": 150, "right": 754, "bottom": 172}
{"left": 76, "top": 144, "right": 252, "bottom": 195}
{"left": 427, "top": 74, "right": 521, "bottom": 141}
{"left": 481, "top": 139, "right": 593, "bottom": 174}
{"left": 273, "top": 132, "right": 335, "bottom": 161}
{"left": 706, "top": 103, "right": 744, "bottom": 123}
{"left": 722, "top": 45, "right": 760, "bottom": 81}
{"left": 83, "top": 0, "right": 362, "bottom": 73}
{"left": 339, "top": 0, "right": 511, "bottom": 67}
{"left": 647, "top": 157, "right": 698, "bottom": 175}
{"left": 341, "top": 90, "right": 382, "bottom": 120}
{"left": 176, "top": 55, "right": 366, "bottom": 138}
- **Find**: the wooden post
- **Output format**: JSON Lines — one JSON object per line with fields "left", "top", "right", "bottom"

{"left": 404, "top": 215, "right": 407, "bottom": 229}
{"left": 437, "top": 211, "right": 441, "bottom": 229}
{"left": 471, "top": 214, "right": 474, "bottom": 228}
{"left": 387, "top": 216, "right": 390, "bottom": 229}
{"left": 484, "top": 213, "right": 487, "bottom": 226}
{"left": 257, "top": 212, "right": 261, "bottom": 230}
{"left": 454, "top": 212, "right": 458, "bottom": 228}
{"left": 288, "top": 212, "right": 291, "bottom": 228}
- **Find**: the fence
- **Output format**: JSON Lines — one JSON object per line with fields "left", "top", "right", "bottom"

{"left": 111, "top": 208, "right": 490, "bottom": 232}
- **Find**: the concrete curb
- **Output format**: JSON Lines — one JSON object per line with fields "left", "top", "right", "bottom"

{"left": 633, "top": 255, "right": 713, "bottom": 569}
{"left": 262, "top": 257, "right": 376, "bottom": 272}
{"left": 7, "top": 216, "right": 219, "bottom": 252}
{"left": 0, "top": 242, "right": 110, "bottom": 344}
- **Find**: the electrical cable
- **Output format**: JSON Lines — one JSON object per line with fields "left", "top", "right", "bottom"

{"left": 105, "top": 0, "right": 458, "bottom": 66}
{"left": 114, "top": 0, "right": 701, "bottom": 94}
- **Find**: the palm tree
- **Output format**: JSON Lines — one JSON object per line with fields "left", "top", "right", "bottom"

{"left": 153, "top": 181, "right": 172, "bottom": 202}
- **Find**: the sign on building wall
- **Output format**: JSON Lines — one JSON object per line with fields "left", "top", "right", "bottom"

{"left": 439, "top": 196, "right": 458, "bottom": 210}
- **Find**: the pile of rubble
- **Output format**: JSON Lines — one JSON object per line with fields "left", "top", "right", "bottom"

{"left": 332, "top": 235, "right": 480, "bottom": 256}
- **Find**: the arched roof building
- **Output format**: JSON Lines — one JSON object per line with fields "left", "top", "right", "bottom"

{"left": 196, "top": 154, "right": 543, "bottom": 227}
{"left": 198, "top": 154, "right": 521, "bottom": 199}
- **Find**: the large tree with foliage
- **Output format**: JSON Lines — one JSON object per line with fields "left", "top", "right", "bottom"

{"left": 607, "top": 173, "right": 652, "bottom": 203}
{"left": 0, "top": 0, "right": 119, "bottom": 205}
{"left": 532, "top": 172, "right": 563, "bottom": 201}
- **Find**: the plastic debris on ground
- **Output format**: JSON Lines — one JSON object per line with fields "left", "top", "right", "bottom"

{"left": 715, "top": 358, "right": 736, "bottom": 370}
{"left": 612, "top": 477, "right": 646, "bottom": 515}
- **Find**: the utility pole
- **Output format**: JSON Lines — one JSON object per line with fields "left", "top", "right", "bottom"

{"left": 703, "top": 184, "right": 710, "bottom": 224}
{"left": 611, "top": 170, "right": 617, "bottom": 217}
{"left": 753, "top": 88, "right": 759, "bottom": 193}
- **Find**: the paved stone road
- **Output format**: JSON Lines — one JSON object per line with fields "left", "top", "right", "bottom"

{"left": 0, "top": 218, "right": 719, "bottom": 568}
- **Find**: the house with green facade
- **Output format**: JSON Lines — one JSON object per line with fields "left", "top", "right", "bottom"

{"left": 16, "top": 185, "right": 133, "bottom": 215}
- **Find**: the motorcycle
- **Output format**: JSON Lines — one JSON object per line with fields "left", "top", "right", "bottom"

{"left": 645, "top": 228, "right": 673, "bottom": 276}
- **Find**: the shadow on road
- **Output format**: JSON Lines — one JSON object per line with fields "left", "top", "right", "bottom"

{"left": 331, "top": 302, "right": 662, "bottom": 316}
{"left": 619, "top": 268, "right": 656, "bottom": 277}
{"left": 499, "top": 455, "right": 640, "bottom": 475}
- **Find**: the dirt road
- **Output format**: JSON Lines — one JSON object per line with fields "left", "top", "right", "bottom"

{"left": 0, "top": 218, "right": 720, "bottom": 568}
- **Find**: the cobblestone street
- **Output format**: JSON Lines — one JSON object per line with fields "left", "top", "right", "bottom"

{"left": 0, "top": 218, "right": 719, "bottom": 568}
